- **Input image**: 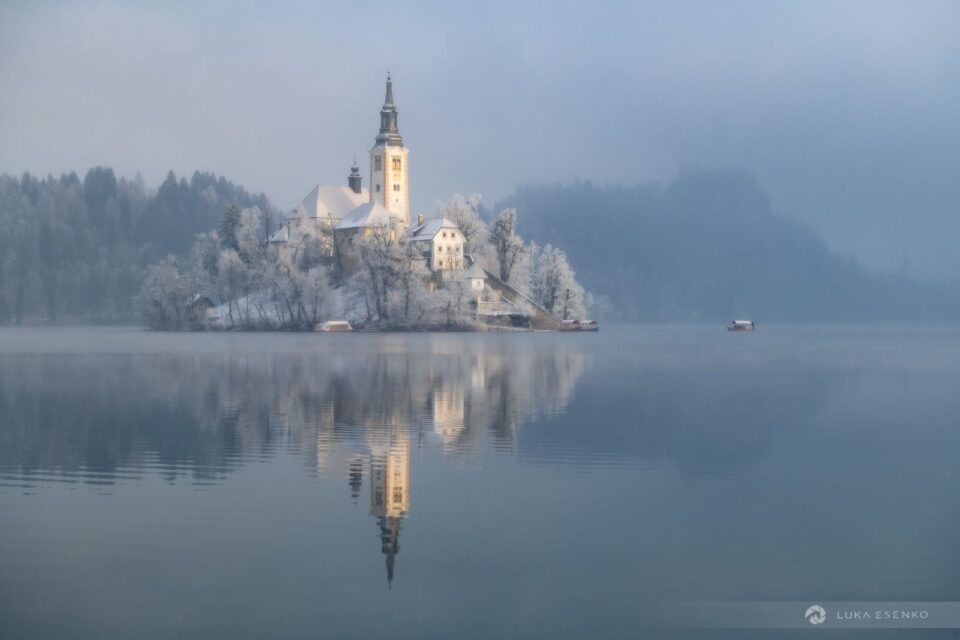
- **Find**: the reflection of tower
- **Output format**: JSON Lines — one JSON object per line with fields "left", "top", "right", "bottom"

{"left": 431, "top": 382, "right": 465, "bottom": 448}
{"left": 348, "top": 453, "right": 364, "bottom": 504}
{"left": 314, "top": 402, "right": 336, "bottom": 474}
{"left": 369, "top": 433, "right": 410, "bottom": 587}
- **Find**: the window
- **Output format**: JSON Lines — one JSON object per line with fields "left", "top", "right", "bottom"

{"left": 442, "top": 232, "right": 447, "bottom": 238}
{"left": 375, "top": 184, "right": 380, "bottom": 192}
{"left": 393, "top": 184, "right": 400, "bottom": 191}
{"left": 374, "top": 157, "right": 382, "bottom": 171}
{"left": 392, "top": 158, "right": 401, "bottom": 170}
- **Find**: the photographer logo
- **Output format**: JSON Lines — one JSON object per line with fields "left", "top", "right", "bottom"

{"left": 805, "top": 605, "right": 827, "bottom": 625}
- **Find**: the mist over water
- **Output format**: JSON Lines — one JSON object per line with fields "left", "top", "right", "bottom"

{"left": 2, "top": 327, "right": 960, "bottom": 638}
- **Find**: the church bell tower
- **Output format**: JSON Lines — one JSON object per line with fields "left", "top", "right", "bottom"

{"left": 369, "top": 73, "right": 410, "bottom": 226}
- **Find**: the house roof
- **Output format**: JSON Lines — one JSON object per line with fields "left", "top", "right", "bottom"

{"left": 335, "top": 202, "right": 401, "bottom": 230}
{"left": 268, "top": 225, "right": 289, "bottom": 243}
{"left": 409, "top": 217, "right": 459, "bottom": 241}
{"left": 290, "top": 185, "right": 369, "bottom": 221}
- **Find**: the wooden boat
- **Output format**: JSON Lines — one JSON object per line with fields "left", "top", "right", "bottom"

{"left": 561, "top": 319, "right": 599, "bottom": 332}
{"left": 315, "top": 320, "right": 353, "bottom": 332}
{"left": 727, "top": 320, "right": 755, "bottom": 332}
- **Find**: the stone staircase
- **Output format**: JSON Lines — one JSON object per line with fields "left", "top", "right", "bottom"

{"left": 480, "top": 268, "right": 561, "bottom": 330}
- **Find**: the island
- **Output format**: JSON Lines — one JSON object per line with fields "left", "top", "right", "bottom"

{"left": 138, "top": 75, "right": 590, "bottom": 332}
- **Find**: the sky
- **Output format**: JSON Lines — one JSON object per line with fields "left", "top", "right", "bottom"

{"left": 1, "top": 0, "right": 959, "bottom": 278}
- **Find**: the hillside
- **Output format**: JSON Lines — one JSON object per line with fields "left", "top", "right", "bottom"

{"left": 496, "top": 170, "right": 959, "bottom": 322}
{"left": 0, "top": 168, "right": 273, "bottom": 323}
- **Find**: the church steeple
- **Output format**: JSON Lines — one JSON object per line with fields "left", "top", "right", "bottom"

{"left": 376, "top": 72, "right": 403, "bottom": 147}
{"left": 369, "top": 73, "right": 410, "bottom": 225}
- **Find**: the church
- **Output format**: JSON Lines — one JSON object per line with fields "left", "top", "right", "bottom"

{"left": 269, "top": 74, "right": 469, "bottom": 275}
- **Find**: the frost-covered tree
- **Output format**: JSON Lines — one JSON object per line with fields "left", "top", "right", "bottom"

{"left": 437, "top": 194, "right": 488, "bottom": 265}
{"left": 236, "top": 207, "right": 266, "bottom": 265}
{"left": 491, "top": 208, "right": 524, "bottom": 283}
{"left": 219, "top": 205, "right": 242, "bottom": 252}
{"left": 530, "top": 244, "right": 588, "bottom": 320}
{"left": 302, "top": 266, "right": 335, "bottom": 327}
{"left": 217, "top": 249, "right": 247, "bottom": 327}
{"left": 390, "top": 239, "right": 433, "bottom": 324}
{"left": 136, "top": 255, "right": 193, "bottom": 330}
{"left": 352, "top": 223, "right": 403, "bottom": 322}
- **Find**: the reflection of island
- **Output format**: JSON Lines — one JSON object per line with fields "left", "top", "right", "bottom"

{"left": 0, "top": 340, "right": 590, "bottom": 584}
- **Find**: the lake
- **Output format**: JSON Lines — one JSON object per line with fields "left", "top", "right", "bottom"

{"left": 2, "top": 326, "right": 960, "bottom": 639}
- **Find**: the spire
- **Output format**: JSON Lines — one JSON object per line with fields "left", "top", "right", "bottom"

{"left": 378, "top": 516, "right": 402, "bottom": 588}
{"left": 384, "top": 71, "right": 395, "bottom": 107}
{"left": 376, "top": 73, "right": 403, "bottom": 147}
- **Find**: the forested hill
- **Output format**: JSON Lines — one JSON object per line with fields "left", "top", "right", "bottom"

{"left": 0, "top": 168, "right": 273, "bottom": 323}
{"left": 3, "top": 165, "right": 956, "bottom": 324}
{"left": 495, "top": 170, "right": 960, "bottom": 322}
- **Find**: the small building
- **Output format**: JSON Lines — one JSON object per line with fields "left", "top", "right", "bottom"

{"left": 188, "top": 295, "right": 221, "bottom": 325}
{"left": 462, "top": 263, "right": 486, "bottom": 291}
{"left": 408, "top": 217, "right": 465, "bottom": 271}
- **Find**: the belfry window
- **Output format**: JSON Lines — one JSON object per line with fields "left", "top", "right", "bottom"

{"left": 374, "top": 157, "right": 382, "bottom": 171}
{"left": 375, "top": 184, "right": 380, "bottom": 192}
{"left": 392, "top": 158, "right": 401, "bottom": 170}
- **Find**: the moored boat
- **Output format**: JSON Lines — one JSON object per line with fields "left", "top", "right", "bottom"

{"left": 315, "top": 320, "right": 353, "bottom": 332}
{"left": 727, "top": 320, "right": 755, "bottom": 332}
{"left": 561, "top": 319, "right": 599, "bottom": 332}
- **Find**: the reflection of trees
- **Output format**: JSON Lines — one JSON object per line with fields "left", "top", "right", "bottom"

{"left": 517, "top": 366, "right": 833, "bottom": 475}
{"left": 0, "top": 341, "right": 590, "bottom": 587}
{"left": 0, "top": 342, "right": 590, "bottom": 480}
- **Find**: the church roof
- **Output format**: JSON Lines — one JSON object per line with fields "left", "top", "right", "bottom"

{"left": 291, "top": 185, "right": 369, "bottom": 221}
{"left": 409, "top": 217, "right": 459, "bottom": 241}
{"left": 335, "top": 202, "right": 401, "bottom": 230}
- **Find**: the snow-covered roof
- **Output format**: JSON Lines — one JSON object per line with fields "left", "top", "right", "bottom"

{"left": 290, "top": 185, "right": 369, "bottom": 221}
{"left": 268, "top": 225, "right": 289, "bottom": 243}
{"left": 335, "top": 202, "right": 401, "bottom": 230}
{"left": 409, "top": 217, "right": 459, "bottom": 241}
{"left": 463, "top": 263, "right": 486, "bottom": 279}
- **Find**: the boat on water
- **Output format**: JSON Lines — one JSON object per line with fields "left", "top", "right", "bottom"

{"left": 560, "top": 319, "right": 599, "bottom": 332}
{"left": 727, "top": 320, "right": 755, "bottom": 332}
{"left": 315, "top": 320, "right": 353, "bottom": 332}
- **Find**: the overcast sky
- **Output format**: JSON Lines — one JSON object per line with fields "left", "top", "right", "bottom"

{"left": 1, "top": 0, "right": 958, "bottom": 277}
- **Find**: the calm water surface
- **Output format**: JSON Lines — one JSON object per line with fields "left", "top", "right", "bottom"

{"left": 2, "top": 326, "right": 960, "bottom": 639}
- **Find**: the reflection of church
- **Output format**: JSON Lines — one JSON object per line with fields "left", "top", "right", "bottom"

{"left": 370, "top": 433, "right": 410, "bottom": 587}
{"left": 348, "top": 431, "right": 411, "bottom": 587}
{"left": 276, "top": 346, "right": 589, "bottom": 587}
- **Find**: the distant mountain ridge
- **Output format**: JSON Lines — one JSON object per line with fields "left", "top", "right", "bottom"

{"left": 495, "top": 170, "right": 959, "bottom": 321}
